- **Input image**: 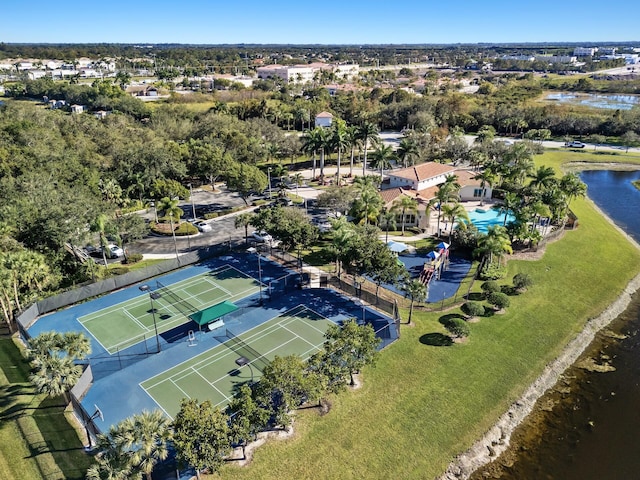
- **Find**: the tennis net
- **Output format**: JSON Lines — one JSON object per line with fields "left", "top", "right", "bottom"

{"left": 224, "top": 329, "right": 270, "bottom": 372}
{"left": 155, "top": 280, "right": 199, "bottom": 320}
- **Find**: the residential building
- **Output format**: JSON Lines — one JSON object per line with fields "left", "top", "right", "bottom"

{"left": 256, "top": 64, "right": 315, "bottom": 83}
{"left": 534, "top": 55, "right": 577, "bottom": 64}
{"left": 314, "top": 111, "right": 333, "bottom": 128}
{"left": 574, "top": 47, "right": 598, "bottom": 56}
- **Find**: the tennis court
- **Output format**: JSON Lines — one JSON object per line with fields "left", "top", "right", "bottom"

{"left": 78, "top": 265, "right": 261, "bottom": 354}
{"left": 140, "top": 305, "right": 336, "bottom": 418}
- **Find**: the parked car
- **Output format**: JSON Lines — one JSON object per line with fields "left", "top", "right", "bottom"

{"left": 107, "top": 244, "right": 124, "bottom": 258}
{"left": 194, "top": 221, "right": 212, "bottom": 232}
{"left": 565, "top": 141, "right": 585, "bottom": 148}
{"left": 251, "top": 231, "right": 273, "bottom": 243}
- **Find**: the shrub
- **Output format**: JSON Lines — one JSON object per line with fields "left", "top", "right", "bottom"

{"left": 123, "top": 253, "right": 143, "bottom": 264}
{"left": 462, "top": 301, "right": 484, "bottom": 318}
{"left": 444, "top": 318, "right": 470, "bottom": 339}
{"left": 480, "top": 262, "right": 507, "bottom": 280}
{"left": 487, "top": 292, "right": 510, "bottom": 310}
{"left": 513, "top": 273, "right": 534, "bottom": 292}
{"left": 107, "top": 266, "right": 129, "bottom": 276}
{"left": 175, "top": 223, "right": 198, "bottom": 236}
{"left": 481, "top": 280, "right": 501, "bottom": 295}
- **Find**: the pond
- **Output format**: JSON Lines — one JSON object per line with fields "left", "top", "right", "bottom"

{"left": 544, "top": 92, "right": 640, "bottom": 110}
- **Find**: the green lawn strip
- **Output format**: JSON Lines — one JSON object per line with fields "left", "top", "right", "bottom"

{"left": 0, "top": 338, "right": 92, "bottom": 480}
{"left": 216, "top": 151, "right": 640, "bottom": 480}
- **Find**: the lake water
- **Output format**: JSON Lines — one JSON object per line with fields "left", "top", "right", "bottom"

{"left": 545, "top": 92, "right": 640, "bottom": 110}
{"left": 472, "top": 169, "right": 640, "bottom": 480}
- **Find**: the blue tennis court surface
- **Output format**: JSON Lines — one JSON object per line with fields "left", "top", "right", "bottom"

{"left": 27, "top": 252, "right": 398, "bottom": 430}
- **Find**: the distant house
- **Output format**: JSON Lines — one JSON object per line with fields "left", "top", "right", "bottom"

{"left": 386, "top": 162, "right": 456, "bottom": 191}
{"left": 49, "top": 99, "right": 66, "bottom": 110}
{"left": 126, "top": 85, "right": 159, "bottom": 97}
{"left": 315, "top": 111, "right": 333, "bottom": 128}
{"left": 94, "top": 110, "right": 111, "bottom": 120}
{"left": 70, "top": 104, "right": 86, "bottom": 114}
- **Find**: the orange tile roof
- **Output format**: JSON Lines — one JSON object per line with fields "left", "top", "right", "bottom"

{"left": 453, "top": 169, "right": 482, "bottom": 187}
{"left": 390, "top": 162, "right": 456, "bottom": 182}
{"left": 315, "top": 111, "right": 334, "bottom": 118}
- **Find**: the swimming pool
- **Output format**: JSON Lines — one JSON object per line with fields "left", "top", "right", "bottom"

{"left": 466, "top": 207, "right": 514, "bottom": 233}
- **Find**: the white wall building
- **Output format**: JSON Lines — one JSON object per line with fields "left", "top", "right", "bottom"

{"left": 574, "top": 47, "right": 598, "bottom": 56}
{"left": 534, "top": 55, "right": 577, "bottom": 64}
{"left": 256, "top": 65, "right": 315, "bottom": 83}
{"left": 314, "top": 111, "right": 333, "bottom": 128}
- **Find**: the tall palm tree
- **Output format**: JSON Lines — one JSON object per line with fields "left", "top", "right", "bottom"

{"left": 369, "top": 144, "right": 395, "bottom": 180}
{"left": 301, "top": 128, "right": 323, "bottom": 179}
{"left": 473, "top": 169, "right": 496, "bottom": 206}
{"left": 357, "top": 121, "right": 379, "bottom": 176}
{"left": 528, "top": 165, "right": 557, "bottom": 194}
{"left": 402, "top": 279, "right": 428, "bottom": 324}
{"left": 397, "top": 137, "right": 419, "bottom": 168}
{"left": 391, "top": 195, "right": 419, "bottom": 236}
{"left": 345, "top": 125, "right": 360, "bottom": 178}
{"left": 434, "top": 175, "right": 460, "bottom": 235}
{"left": 379, "top": 208, "right": 397, "bottom": 243}
{"left": 91, "top": 213, "right": 112, "bottom": 266}
{"left": 330, "top": 121, "right": 349, "bottom": 186}
{"left": 86, "top": 426, "right": 136, "bottom": 480}
{"left": 29, "top": 355, "right": 81, "bottom": 402}
{"left": 440, "top": 202, "right": 470, "bottom": 241}
{"left": 498, "top": 192, "right": 521, "bottom": 226}
{"left": 330, "top": 222, "right": 354, "bottom": 278}
{"left": 157, "top": 196, "right": 182, "bottom": 259}
{"left": 559, "top": 172, "right": 587, "bottom": 215}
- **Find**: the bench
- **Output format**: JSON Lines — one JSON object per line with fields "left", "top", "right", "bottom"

{"left": 207, "top": 319, "right": 225, "bottom": 331}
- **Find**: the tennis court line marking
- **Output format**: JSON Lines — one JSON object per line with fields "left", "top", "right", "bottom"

{"left": 279, "top": 323, "right": 316, "bottom": 348}
{"left": 141, "top": 306, "right": 324, "bottom": 390}
{"left": 122, "top": 307, "right": 149, "bottom": 331}
{"left": 203, "top": 276, "right": 232, "bottom": 296}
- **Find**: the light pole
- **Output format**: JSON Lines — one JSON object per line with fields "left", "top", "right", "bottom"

{"left": 188, "top": 183, "right": 196, "bottom": 220}
{"left": 352, "top": 297, "right": 365, "bottom": 324}
{"left": 235, "top": 356, "right": 254, "bottom": 384}
{"left": 247, "top": 247, "right": 263, "bottom": 304}
{"left": 139, "top": 285, "right": 162, "bottom": 353}
{"left": 84, "top": 405, "right": 103, "bottom": 449}
{"left": 267, "top": 167, "right": 272, "bottom": 200}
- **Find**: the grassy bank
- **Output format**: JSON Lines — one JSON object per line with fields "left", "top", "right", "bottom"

{"left": 215, "top": 150, "right": 640, "bottom": 479}
{"left": 0, "top": 336, "right": 92, "bottom": 480}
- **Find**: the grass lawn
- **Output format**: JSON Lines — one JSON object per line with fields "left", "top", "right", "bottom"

{"left": 0, "top": 335, "right": 93, "bottom": 480}
{"left": 213, "top": 149, "right": 640, "bottom": 479}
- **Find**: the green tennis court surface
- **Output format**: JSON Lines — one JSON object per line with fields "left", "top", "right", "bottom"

{"left": 140, "top": 305, "right": 336, "bottom": 418}
{"left": 78, "top": 266, "right": 261, "bottom": 354}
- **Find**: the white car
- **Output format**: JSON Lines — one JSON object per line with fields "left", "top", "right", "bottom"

{"left": 565, "top": 141, "right": 585, "bottom": 148}
{"left": 194, "top": 221, "right": 212, "bottom": 232}
{"left": 251, "top": 231, "right": 273, "bottom": 243}
{"left": 107, "top": 244, "right": 124, "bottom": 258}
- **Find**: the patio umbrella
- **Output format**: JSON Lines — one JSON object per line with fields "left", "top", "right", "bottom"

{"left": 387, "top": 241, "right": 409, "bottom": 253}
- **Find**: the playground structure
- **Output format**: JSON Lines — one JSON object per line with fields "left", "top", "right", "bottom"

{"left": 419, "top": 242, "right": 450, "bottom": 286}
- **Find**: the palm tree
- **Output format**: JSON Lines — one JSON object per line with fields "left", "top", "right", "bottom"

{"left": 528, "top": 165, "right": 557, "bottom": 194}
{"left": 91, "top": 213, "right": 112, "bottom": 266}
{"left": 391, "top": 195, "right": 418, "bottom": 236}
{"left": 157, "top": 196, "right": 182, "bottom": 259}
{"left": 369, "top": 144, "right": 395, "bottom": 180}
{"left": 29, "top": 355, "right": 81, "bottom": 402}
{"left": 290, "top": 173, "right": 305, "bottom": 195}
{"left": 345, "top": 125, "right": 360, "bottom": 178}
{"left": 128, "top": 410, "right": 173, "bottom": 480}
{"left": 357, "top": 121, "right": 379, "bottom": 176}
{"left": 350, "top": 186, "right": 383, "bottom": 225}
{"left": 379, "top": 208, "right": 397, "bottom": 243}
{"left": 397, "top": 137, "right": 419, "bottom": 168}
{"left": 559, "top": 172, "right": 587, "bottom": 215}
{"left": 301, "top": 128, "right": 323, "bottom": 179}
{"left": 441, "top": 202, "right": 470, "bottom": 241}
{"left": 86, "top": 426, "right": 135, "bottom": 480}
{"left": 403, "top": 279, "right": 427, "bottom": 324}
{"left": 498, "top": 192, "right": 521, "bottom": 226}
{"left": 234, "top": 213, "right": 254, "bottom": 245}
{"left": 330, "top": 222, "right": 354, "bottom": 278}
{"left": 330, "top": 121, "right": 349, "bottom": 186}
{"left": 434, "top": 175, "right": 460, "bottom": 235}
{"left": 475, "top": 225, "right": 513, "bottom": 270}
{"left": 473, "top": 169, "right": 495, "bottom": 206}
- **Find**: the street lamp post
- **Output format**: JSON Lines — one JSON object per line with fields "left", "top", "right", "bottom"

{"left": 267, "top": 167, "right": 272, "bottom": 200}
{"left": 139, "top": 285, "right": 162, "bottom": 353}
{"left": 235, "top": 356, "right": 254, "bottom": 384}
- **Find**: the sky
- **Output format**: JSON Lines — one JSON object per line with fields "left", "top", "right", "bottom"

{"left": 3, "top": 0, "right": 639, "bottom": 45}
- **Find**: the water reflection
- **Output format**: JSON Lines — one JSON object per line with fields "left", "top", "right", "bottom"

{"left": 545, "top": 92, "right": 640, "bottom": 110}
{"left": 473, "top": 169, "right": 640, "bottom": 480}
